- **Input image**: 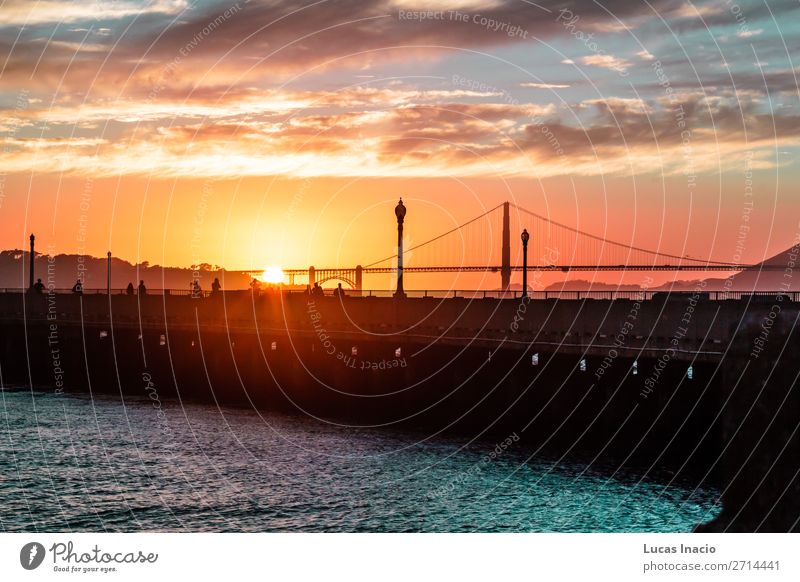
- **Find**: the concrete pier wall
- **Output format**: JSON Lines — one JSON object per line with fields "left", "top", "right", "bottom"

{"left": 1, "top": 291, "right": 797, "bottom": 531}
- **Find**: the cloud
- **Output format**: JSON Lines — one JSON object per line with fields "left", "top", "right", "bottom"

{"left": 1, "top": 86, "right": 526, "bottom": 127}
{"left": 583, "top": 97, "right": 652, "bottom": 118}
{"left": 580, "top": 54, "right": 631, "bottom": 73}
{"left": 2, "top": 90, "right": 797, "bottom": 181}
{"left": 664, "top": 0, "right": 798, "bottom": 31}
{"left": 644, "top": 67, "right": 800, "bottom": 95}
{"left": 520, "top": 82, "right": 571, "bottom": 89}
{"left": 737, "top": 28, "right": 764, "bottom": 38}
{"left": 671, "top": 2, "right": 726, "bottom": 19}
{"left": 0, "top": 0, "right": 188, "bottom": 25}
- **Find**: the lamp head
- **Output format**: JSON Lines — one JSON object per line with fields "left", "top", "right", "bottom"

{"left": 521, "top": 229, "right": 530, "bottom": 244}
{"left": 395, "top": 198, "right": 407, "bottom": 221}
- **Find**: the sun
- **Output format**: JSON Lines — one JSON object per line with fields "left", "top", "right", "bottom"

{"left": 260, "top": 266, "right": 285, "bottom": 284}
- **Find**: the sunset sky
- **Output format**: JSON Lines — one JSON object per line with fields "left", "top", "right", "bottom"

{"left": 1, "top": 0, "right": 799, "bottom": 288}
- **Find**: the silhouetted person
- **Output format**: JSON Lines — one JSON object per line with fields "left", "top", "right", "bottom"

{"left": 305, "top": 284, "right": 311, "bottom": 295}
{"left": 191, "top": 280, "right": 202, "bottom": 298}
{"left": 211, "top": 277, "right": 221, "bottom": 295}
{"left": 250, "top": 278, "right": 262, "bottom": 293}
{"left": 138, "top": 280, "right": 147, "bottom": 295}
{"left": 126, "top": 282, "right": 135, "bottom": 295}
{"left": 32, "top": 278, "right": 44, "bottom": 293}
{"left": 333, "top": 283, "right": 346, "bottom": 298}
{"left": 71, "top": 279, "right": 83, "bottom": 294}
{"left": 312, "top": 282, "right": 324, "bottom": 297}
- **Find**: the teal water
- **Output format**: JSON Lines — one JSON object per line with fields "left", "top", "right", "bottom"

{"left": 1, "top": 390, "right": 720, "bottom": 532}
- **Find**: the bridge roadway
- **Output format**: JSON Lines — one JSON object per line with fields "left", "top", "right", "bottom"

{"left": 272, "top": 263, "right": 783, "bottom": 287}
{"left": 281, "top": 263, "right": 782, "bottom": 275}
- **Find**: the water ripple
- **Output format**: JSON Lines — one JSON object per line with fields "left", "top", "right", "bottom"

{"left": 0, "top": 390, "right": 721, "bottom": 532}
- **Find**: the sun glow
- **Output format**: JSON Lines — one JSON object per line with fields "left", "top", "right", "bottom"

{"left": 261, "top": 266, "right": 285, "bottom": 284}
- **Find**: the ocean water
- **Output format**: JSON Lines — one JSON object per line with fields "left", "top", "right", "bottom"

{"left": 0, "top": 389, "right": 721, "bottom": 532}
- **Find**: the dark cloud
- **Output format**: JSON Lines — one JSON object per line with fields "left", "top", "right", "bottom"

{"left": 648, "top": 68, "right": 800, "bottom": 96}
{"left": 3, "top": 0, "right": 798, "bottom": 108}
{"left": 0, "top": 0, "right": 700, "bottom": 94}
{"left": 659, "top": 0, "right": 800, "bottom": 33}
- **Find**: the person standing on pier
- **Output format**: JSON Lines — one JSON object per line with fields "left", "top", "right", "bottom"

{"left": 71, "top": 279, "right": 83, "bottom": 294}
{"left": 138, "top": 280, "right": 147, "bottom": 295}
{"left": 333, "top": 283, "right": 346, "bottom": 299}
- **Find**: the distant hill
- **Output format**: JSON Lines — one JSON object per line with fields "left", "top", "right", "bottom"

{"left": 542, "top": 280, "right": 644, "bottom": 292}
{"left": 657, "top": 245, "right": 799, "bottom": 292}
{"left": 0, "top": 250, "right": 252, "bottom": 291}
{"left": 542, "top": 245, "right": 799, "bottom": 293}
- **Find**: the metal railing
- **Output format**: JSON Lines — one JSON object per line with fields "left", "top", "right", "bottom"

{"left": 298, "top": 289, "right": 798, "bottom": 301}
{"left": 4, "top": 288, "right": 798, "bottom": 302}
{"left": 1, "top": 288, "right": 212, "bottom": 297}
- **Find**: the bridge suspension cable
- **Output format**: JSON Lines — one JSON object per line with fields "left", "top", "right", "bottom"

{"left": 275, "top": 200, "right": 752, "bottom": 289}
{"left": 362, "top": 203, "right": 505, "bottom": 268}
{"left": 510, "top": 204, "right": 733, "bottom": 267}
{"left": 360, "top": 201, "right": 734, "bottom": 270}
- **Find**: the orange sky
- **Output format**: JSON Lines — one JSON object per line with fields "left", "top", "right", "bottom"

{"left": 4, "top": 171, "right": 797, "bottom": 290}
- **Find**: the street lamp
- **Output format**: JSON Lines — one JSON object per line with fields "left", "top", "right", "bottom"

{"left": 28, "top": 234, "right": 35, "bottom": 291}
{"left": 394, "top": 198, "right": 407, "bottom": 299}
{"left": 521, "top": 229, "right": 530, "bottom": 298}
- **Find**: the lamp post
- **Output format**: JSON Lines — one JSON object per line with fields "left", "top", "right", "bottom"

{"left": 28, "top": 234, "right": 35, "bottom": 290}
{"left": 394, "top": 198, "right": 407, "bottom": 299}
{"left": 521, "top": 229, "right": 529, "bottom": 298}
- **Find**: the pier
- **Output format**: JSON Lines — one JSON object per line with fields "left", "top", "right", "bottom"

{"left": 1, "top": 287, "right": 798, "bottom": 532}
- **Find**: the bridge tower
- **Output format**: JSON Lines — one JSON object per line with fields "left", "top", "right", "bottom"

{"left": 355, "top": 265, "right": 363, "bottom": 291}
{"left": 309, "top": 266, "right": 315, "bottom": 287}
{"left": 501, "top": 202, "right": 511, "bottom": 290}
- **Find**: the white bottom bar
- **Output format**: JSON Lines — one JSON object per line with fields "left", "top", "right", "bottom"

{"left": 1, "top": 533, "right": 796, "bottom": 581}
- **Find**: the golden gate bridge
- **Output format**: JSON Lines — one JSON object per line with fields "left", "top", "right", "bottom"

{"left": 254, "top": 201, "right": 775, "bottom": 290}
